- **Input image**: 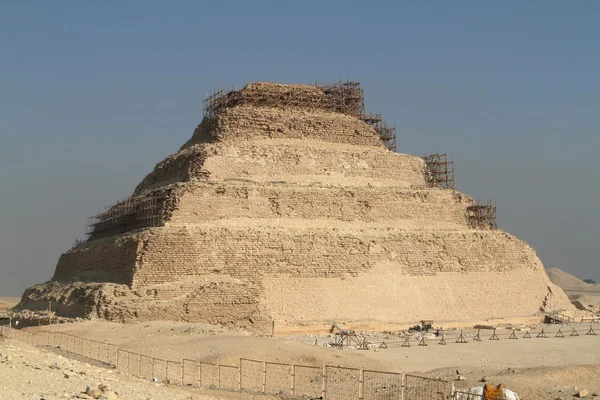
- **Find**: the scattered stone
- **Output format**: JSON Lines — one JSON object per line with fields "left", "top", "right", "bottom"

{"left": 86, "top": 387, "right": 102, "bottom": 399}
{"left": 99, "top": 391, "right": 119, "bottom": 400}
{"left": 577, "top": 390, "right": 589, "bottom": 398}
{"left": 457, "top": 376, "right": 466, "bottom": 381}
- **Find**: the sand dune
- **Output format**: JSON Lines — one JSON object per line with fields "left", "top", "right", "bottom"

{"left": 546, "top": 269, "right": 600, "bottom": 312}
{"left": 0, "top": 297, "right": 19, "bottom": 312}
{"left": 546, "top": 268, "right": 599, "bottom": 290}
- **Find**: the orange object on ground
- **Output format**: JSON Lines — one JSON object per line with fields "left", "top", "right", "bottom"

{"left": 483, "top": 384, "right": 504, "bottom": 399}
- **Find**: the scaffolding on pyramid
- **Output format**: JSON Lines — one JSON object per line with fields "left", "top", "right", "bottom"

{"left": 360, "top": 113, "right": 396, "bottom": 151}
{"left": 203, "top": 80, "right": 365, "bottom": 119}
{"left": 85, "top": 191, "right": 170, "bottom": 241}
{"left": 423, "top": 153, "right": 455, "bottom": 189}
{"left": 466, "top": 200, "right": 497, "bottom": 230}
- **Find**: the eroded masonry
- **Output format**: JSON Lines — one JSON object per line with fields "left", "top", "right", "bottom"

{"left": 18, "top": 81, "right": 571, "bottom": 332}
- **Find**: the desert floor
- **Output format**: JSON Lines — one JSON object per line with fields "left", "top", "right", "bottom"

{"left": 16, "top": 316, "right": 599, "bottom": 400}
{"left": 0, "top": 336, "right": 279, "bottom": 400}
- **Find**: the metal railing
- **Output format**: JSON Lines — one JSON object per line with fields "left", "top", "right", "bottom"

{"left": 0, "top": 326, "right": 453, "bottom": 399}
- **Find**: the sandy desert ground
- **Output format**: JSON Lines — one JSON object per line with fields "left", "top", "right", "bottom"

{"left": 14, "top": 317, "right": 599, "bottom": 400}
{"left": 0, "top": 336, "right": 279, "bottom": 400}
{"left": 0, "top": 296, "right": 19, "bottom": 312}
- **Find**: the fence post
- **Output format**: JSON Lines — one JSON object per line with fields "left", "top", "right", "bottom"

{"left": 291, "top": 364, "right": 295, "bottom": 396}
{"left": 198, "top": 361, "right": 202, "bottom": 388}
{"left": 238, "top": 359, "right": 242, "bottom": 390}
{"left": 359, "top": 369, "right": 363, "bottom": 400}
{"left": 262, "top": 361, "right": 266, "bottom": 393}
{"left": 181, "top": 359, "right": 184, "bottom": 385}
{"left": 322, "top": 366, "right": 327, "bottom": 400}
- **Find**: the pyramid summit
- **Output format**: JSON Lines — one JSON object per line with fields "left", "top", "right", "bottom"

{"left": 18, "top": 81, "right": 571, "bottom": 332}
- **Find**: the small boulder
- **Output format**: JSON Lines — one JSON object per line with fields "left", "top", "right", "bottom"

{"left": 577, "top": 390, "right": 589, "bottom": 398}
{"left": 86, "top": 387, "right": 102, "bottom": 399}
{"left": 99, "top": 391, "right": 119, "bottom": 400}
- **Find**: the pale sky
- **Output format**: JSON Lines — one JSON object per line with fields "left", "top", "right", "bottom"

{"left": 1, "top": 1, "right": 599, "bottom": 296}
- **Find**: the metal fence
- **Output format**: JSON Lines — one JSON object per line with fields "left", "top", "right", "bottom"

{"left": 1, "top": 326, "right": 455, "bottom": 399}
{"left": 452, "top": 390, "right": 504, "bottom": 400}
{"left": 405, "top": 374, "right": 453, "bottom": 400}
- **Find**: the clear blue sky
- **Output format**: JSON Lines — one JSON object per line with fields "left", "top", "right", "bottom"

{"left": 1, "top": 1, "right": 599, "bottom": 296}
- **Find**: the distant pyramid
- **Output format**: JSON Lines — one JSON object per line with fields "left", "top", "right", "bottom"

{"left": 18, "top": 81, "right": 571, "bottom": 332}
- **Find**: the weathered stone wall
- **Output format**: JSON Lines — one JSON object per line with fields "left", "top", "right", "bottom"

{"left": 130, "top": 279, "right": 266, "bottom": 329}
{"left": 88, "top": 225, "right": 567, "bottom": 325}
{"left": 52, "top": 237, "right": 139, "bottom": 286}
{"left": 133, "top": 148, "right": 198, "bottom": 194}
{"left": 181, "top": 107, "right": 382, "bottom": 149}
{"left": 262, "top": 268, "right": 561, "bottom": 323}
{"left": 130, "top": 226, "right": 544, "bottom": 288}
{"left": 167, "top": 182, "right": 472, "bottom": 228}
{"left": 135, "top": 139, "right": 427, "bottom": 194}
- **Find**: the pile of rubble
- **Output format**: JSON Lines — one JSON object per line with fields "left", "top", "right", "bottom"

{"left": 0, "top": 309, "right": 82, "bottom": 328}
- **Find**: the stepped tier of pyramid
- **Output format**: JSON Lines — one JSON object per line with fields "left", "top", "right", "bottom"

{"left": 18, "top": 82, "right": 571, "bottom": 332}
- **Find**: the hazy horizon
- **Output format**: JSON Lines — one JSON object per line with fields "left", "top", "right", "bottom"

{"left": 1, "top": 1, "right": 599, "bottom": 296}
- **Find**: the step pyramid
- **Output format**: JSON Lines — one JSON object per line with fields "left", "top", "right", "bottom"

{"left": 19, "top": 82, "right": 572, "bottom": 332}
